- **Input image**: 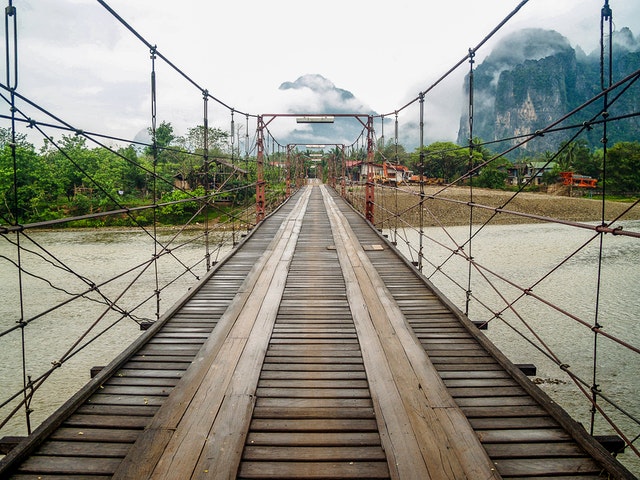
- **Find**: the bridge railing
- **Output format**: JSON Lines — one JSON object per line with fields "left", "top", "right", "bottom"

{"left": 0, "top": 1, "right": 290, "bottom": 449}
{"left": 338, "top": 5, "right": 640, "bottom": 473}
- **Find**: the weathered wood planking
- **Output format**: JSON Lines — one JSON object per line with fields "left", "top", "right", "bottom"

{"left": 326, "top": 187, "right": 633, "bottom": 480}
{"left": 112, "top": 187, "right": 315, "bottom": 479}
{"left": 322, "top": 186, "right": 500, "bottom": 480}
{"left": 0, "top": 191, "right": 304, "bottom": 479}
{"left": 238, "top": 190, "right": 390, "bottom": 479}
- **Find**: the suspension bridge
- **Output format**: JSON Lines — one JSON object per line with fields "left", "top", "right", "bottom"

{"left": 1, "top": 0, "right": 639, "bottom": 479}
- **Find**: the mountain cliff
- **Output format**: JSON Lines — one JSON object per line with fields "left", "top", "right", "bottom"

{"left": 457, "top": 28, "right": 640, "bottom": 156}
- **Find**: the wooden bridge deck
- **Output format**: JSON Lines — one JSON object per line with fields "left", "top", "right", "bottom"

{"left": 0, "top": 184, "right": 632, "bottom": 479}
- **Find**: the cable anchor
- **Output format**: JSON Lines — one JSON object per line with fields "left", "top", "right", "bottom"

{"left": 601, "top": 1, "right": 612, "bottom": 20}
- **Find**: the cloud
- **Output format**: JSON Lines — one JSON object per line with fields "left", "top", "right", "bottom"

{"left": 4, "top": 0, "right": 640, "bottom": 150}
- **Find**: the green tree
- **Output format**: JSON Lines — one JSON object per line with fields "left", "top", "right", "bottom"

{"left": 0, "top": 128, "right": 68, "bottom": 223}
{"left": 604, "top": 141, "right": 640, "bottom": 193}
{"left": 411, "top": 142, "right": 482, "bottom": 183}
{"left": 476, "top": 157, "right": 511, "bottom": 189}
{"left": 556, "top": 139, "right": 599, "bottom": 178}
{"left": 184, "top": 125, "right": 230, "bottom": 155}
{"left": 145, "top": 121, "right": 176, "bottom": 161}
{"left": 41, "top": 135, "right": 98, "bottom": 202}
{"left": 570, "top": 140, "right": 600, "bottom": 179}
{"left": 375, "top": 139, "right": 410, "bottom": 165}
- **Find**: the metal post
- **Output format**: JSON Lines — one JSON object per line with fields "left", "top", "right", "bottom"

{"left": 256, "top": 116, "right": 266, "bottom": 222}
{"left": 365, "top": 116, "right": 375, "bottom": 224}
{"left": 286, "top": 145, "right": 292, "bottom": 197}
{"left": 418, "top": 94, "right": 425, "bottom": 272}
{"left": 465, "top": 49, "right": 475, "bottom": 316}
{"left": 341, "top": 145, "right": 346, "bottom": 197}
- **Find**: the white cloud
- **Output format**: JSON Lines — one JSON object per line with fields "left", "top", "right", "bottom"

{"left": 3, "top": 0, "right": 639, "bottom": 148}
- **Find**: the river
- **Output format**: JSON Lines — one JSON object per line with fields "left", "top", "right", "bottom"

{"left": 0, "top": 228, "right": 234, "bottom": 440}
{"left": 1, "top": 223, "right": 638, "bottom": 474}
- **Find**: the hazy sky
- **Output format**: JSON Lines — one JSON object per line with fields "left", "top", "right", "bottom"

{"left": 4, "top": 0, "right": 640, "bottom": 147}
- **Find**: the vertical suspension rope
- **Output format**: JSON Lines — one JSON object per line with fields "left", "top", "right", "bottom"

{"left": 230, "top": 109, "right": 240, "bottom": 247}
{"left": 203, "top": 91, "right": 211, "bottom": 271}
{"left": 418, "top": 93, "right": 425, "bottom": 272}
{"left": 590, "top": 0, "right": 613, "bottom": 435}
{"left": 465, "top": 48, "right": 476, "bottom": 317}
{"left": 5, "top": 0, "right": 32, "bottom": 434}
{"left": 149, "top": 45, "right": 161, "bottom": 321}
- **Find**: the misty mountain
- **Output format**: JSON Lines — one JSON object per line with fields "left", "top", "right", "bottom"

{"left": 276, "top": 74, "right": 376, "bottom": 146}
{"left": 457, "top": 28, "right": 640, "bottom": 157}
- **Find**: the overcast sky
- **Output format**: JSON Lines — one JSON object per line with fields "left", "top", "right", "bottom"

{"left": 4, "top": 0, "right": 640, "bottom": 148}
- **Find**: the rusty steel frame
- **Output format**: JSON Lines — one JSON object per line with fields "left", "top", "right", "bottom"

{"left": 255, "top": 114, "right": 373, "bottom": 224}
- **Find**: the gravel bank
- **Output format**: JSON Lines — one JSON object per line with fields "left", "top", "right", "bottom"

{"left": 366, "top": 186, "right": 640, "bottom": 227}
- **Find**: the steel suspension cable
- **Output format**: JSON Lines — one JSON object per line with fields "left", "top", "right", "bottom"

{"left": 465, "top": 48, "right": 475, "bottom": 317}
{"left": 202, "top": 91, "right": 211, "bottom": 271}
{"left": 393, "top": 112, "right": 399, "bottom": 245}
{"left": 590, "top": 0, "right": 614, "bottom": 436}
{"left": 418, "top": 93, "right": 425, "bottom": 272}
{"left": 149, "top": 46, "right": 162, "bottom": 321}
{"left": 4, "top": 0, "right": 32, "bottom": 434}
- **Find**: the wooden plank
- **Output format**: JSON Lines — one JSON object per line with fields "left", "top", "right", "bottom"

{"left": 238, "top": 461, "right": 390, "bottom": 479}
{"left": 11, "top": 475, "right": 112, "bottom": 480}
{"left": 494, "top": 457, "right": 602, "bottom": 476}
{"left": 476, "top": 428, "right": 573, "bottom": 443}
{"left": 468, "top": 416, "right": 559, "bottom": 429}
{"left": 86, "top": 394, "right": 166, "bottom": 407}
{"left": 37, "top": 441, "right": 131, "bottom": 457}
{"left": 242, "top": 445, "right": 386, "bottom": 461}
{"left": 17, "top": 456, "right": 122, "bottom": 475}
{"left": 259, "top": 370, "right": 367, "bottom": 380}
{"left": 63, "top": 414, "right": 149, "bottom": 429}
{"left": 246, "top": 432, "right": 383, "bottom": 447}
{"left": 252, "top": 407, "right": 375, "bottom": 419}
{"left": 257, "top": 379, "right": 369, "bottom": 389}
{"left": 250, "top": 419, "right": 379, "bottom": 432}
{"left": 49, "top": 428, "right": 139, "bottom": 443}
{"left": 483, "top": 442, "right": 585, "bottom": 458}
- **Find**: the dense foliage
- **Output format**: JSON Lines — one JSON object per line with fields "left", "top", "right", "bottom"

{"left": 1, "top": 122, "right": 639, "bottom": 227}
{"left": 0, "top": 125, "right": 258, "bottom": 226}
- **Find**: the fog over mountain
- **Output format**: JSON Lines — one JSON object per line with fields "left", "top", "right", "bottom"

{"left": 457, "top": 28, "right": 640, "bottom": 156}
{"left": 274, "top": 74, "right": 376, "bottom": 147}
{"left": 272, "top": 27, "right": 639, "bottom": 154}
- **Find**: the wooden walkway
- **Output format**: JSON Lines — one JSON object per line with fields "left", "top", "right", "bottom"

{"left": 0, "top": 185, "right": 633, "bottom": 479}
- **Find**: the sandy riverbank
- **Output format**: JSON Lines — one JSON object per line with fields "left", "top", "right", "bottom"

{"left": 365, "top": 186, "right": 640, "bottom": 227}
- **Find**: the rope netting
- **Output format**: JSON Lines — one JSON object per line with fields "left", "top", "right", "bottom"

{"left": 0, "top": 0, "right": 638, "bottom": 474}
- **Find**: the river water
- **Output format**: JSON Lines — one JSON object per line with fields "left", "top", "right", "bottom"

{"left": 0, "top": 228, "right": 234, "bottom": 440}
{"left": 1, "top": 223, "right": 638, "bottom": 474}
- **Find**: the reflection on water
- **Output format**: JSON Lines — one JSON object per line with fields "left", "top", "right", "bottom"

{"left": 386, "top": 220, "right": 640, "bottom": 475}
{"left": 0, "top": 229, "right": 232, "bottom": 439}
